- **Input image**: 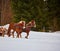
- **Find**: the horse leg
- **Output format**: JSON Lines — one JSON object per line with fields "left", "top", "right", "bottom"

{"left": 7, "top": 23, "right": 13, "bottom": 37}
{"left": 16, "top": 32, "right": 22, "bottom": 38}
{"left": 7, "top": 28, "right": 11, "bottom": 37}
{"left": 2, "top": 32, "right": 4, "bottom": 37}
{"left": 25, "top": 32, "right": 29, "bottom": 39}
{"left": 16, "top": 32, "right": 20, "bottom": 38}
{"left": 19, "top": 32, "right": 22, "bottom": 38}
{"left": 12, "top": 31, "right": 14, "bottom": 38}
{"left": 2, "top": 30, "right": 5, "bottom": 37}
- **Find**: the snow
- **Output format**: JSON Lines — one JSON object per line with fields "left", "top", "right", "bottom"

{"left": 0, "top": 24, "right": 60, "bottom": 51}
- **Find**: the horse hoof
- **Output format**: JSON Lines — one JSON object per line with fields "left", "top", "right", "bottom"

{"left": 13, "top": 37, "right": 14, "bottom": 38}
{"left": 8, "top": 35, "right": 10, "bottom": 37}
{"left": 20, "top": 36, "right": 22, "bottom": 38}
{"left": 25, "top": 36, "right": 28, "bottom": 39}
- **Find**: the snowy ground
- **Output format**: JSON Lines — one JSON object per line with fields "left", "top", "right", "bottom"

{"left": 0, "top": 24, "right": 60, "bottom": 51}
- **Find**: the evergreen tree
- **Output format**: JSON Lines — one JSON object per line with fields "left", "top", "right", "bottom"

{"left": 47, "top": 0, "right": 60, "bottom": 31}
{"left": 11, "top": 0, "right": 60, "bottom": 31}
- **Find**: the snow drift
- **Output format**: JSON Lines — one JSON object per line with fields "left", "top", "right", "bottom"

{"left": 0, "top": 24, "right": 60, "bottom": 51}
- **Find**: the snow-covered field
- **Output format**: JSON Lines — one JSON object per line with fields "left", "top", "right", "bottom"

{"left": 0, "top": 24, "right": 60, "bottom": 51}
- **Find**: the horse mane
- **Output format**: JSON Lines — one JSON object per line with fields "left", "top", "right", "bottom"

{"left": 26, "top": 20, "right": 36, "bottom": 28}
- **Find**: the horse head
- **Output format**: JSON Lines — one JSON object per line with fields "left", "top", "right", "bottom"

{"left": 18, "top": 21, "right": 26, "bottom": 28}
{"left": 26, "top": 20, "right": 36, "bottom": 28}
{"left": 31, "top": 20, "right": 36, "bottom": 27}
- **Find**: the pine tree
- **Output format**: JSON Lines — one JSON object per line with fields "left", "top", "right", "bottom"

{"left": 11, "top": 0, "right": 60, "bottom": 31}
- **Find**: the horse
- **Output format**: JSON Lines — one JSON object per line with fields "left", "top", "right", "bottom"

{"left": 23, "top": 20, "right": 36, "bottom": 39}
{"left": 0, "top": 27, "right": 3, "bottom": 36}
{"left": 0, "top": 27, "right": 7, "bottom": 37}
{"left": 7, "top": 21, "right": 25, "bottom": 38}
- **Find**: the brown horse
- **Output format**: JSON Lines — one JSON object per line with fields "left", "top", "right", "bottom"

{"left": 7, "top": 21, "right": 24, "bottom": 38}
{"left": 0, "top": 27, "right": 7, "bottom": 37}
{"left": 23, "top": 20, "right": 36, "bottom": 39}
{"left": 0, "top": 27, "right": 3, "bottom": 36}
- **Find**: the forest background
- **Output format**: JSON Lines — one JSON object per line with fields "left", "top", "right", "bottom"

{"left": 11, "top": 0, "right": 60, "bottom": 32}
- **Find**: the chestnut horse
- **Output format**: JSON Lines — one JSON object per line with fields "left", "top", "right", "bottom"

{"left": 0, "top": 27, "right": 7, "bottom": 37}
{"left": 7, "top": 22, "right": 24, "bottom": 38}
{"left": 23, "top": 20, "right": 36, "bottom": 39}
